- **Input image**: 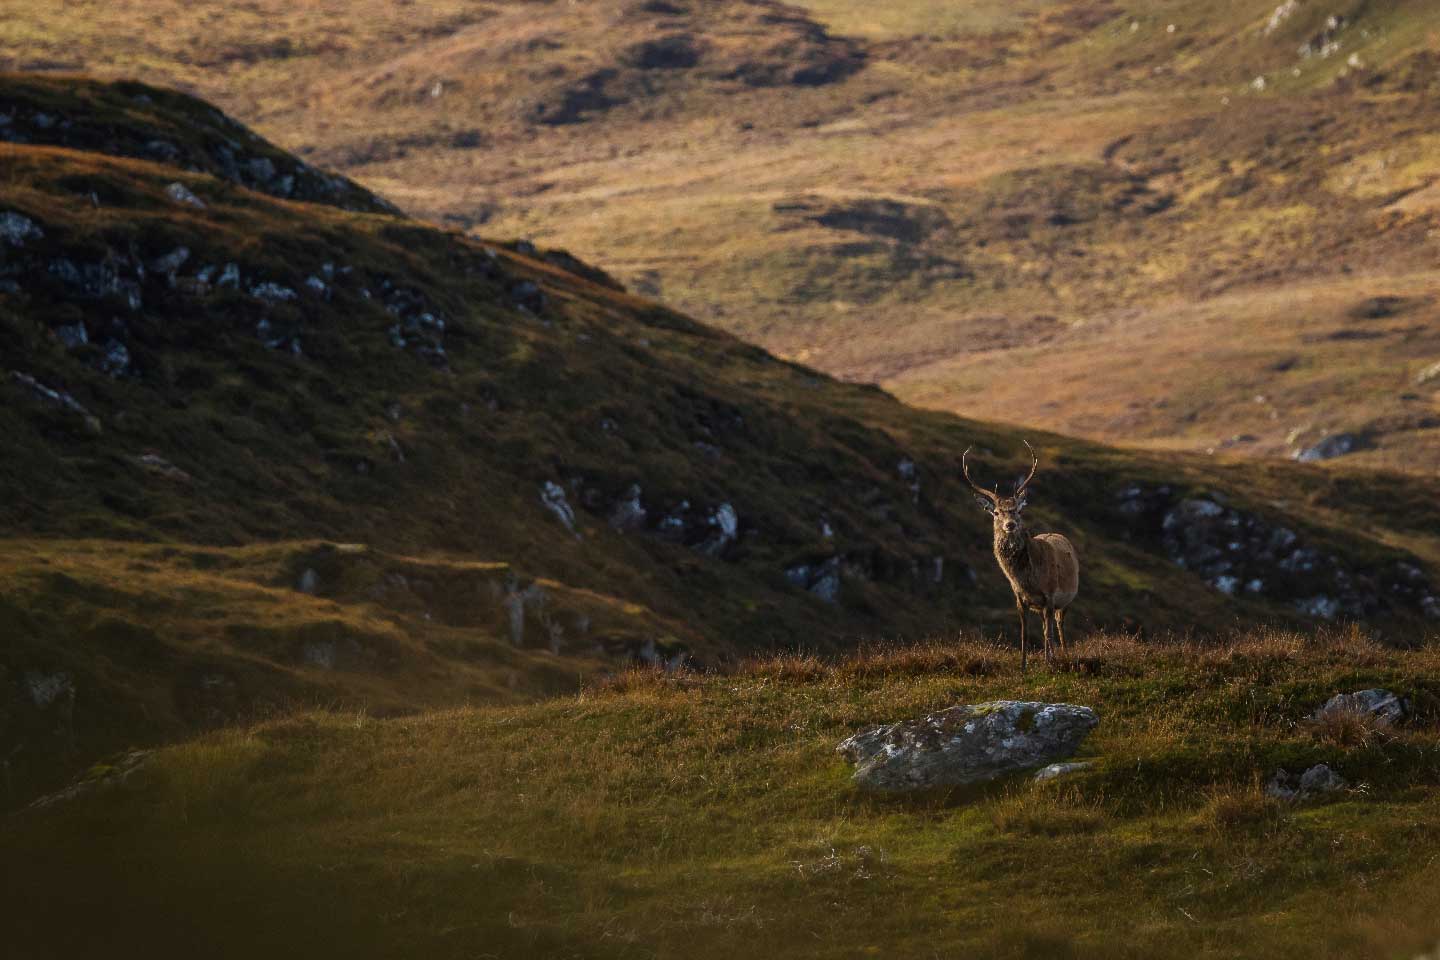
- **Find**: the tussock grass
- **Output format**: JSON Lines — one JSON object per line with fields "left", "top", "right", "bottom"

{"left": 9, "top": 628, "right": 1440, "bottom": 958}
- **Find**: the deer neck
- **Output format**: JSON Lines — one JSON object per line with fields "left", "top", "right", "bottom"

{"left": 994, "top": 528, "right": 1032, "bottom": 577}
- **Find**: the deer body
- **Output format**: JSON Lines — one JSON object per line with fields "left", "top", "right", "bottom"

{"left": 964, "top": 442, "right": 1080, "bottom": 671}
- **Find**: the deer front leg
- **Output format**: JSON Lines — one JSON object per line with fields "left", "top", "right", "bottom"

{"left": 1016, "top": 598, "right": 1027, "bottom": 673}
{"left": 1056, "top": 607, "right": 1068, "bottom": 654}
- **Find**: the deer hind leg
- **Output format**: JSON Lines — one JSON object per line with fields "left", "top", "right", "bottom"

{"left": 1055, "top": 607, "right": 1068, "bottom": 655}
{"left": 1016, "top": 599, "right": 1028, "bottom": 673}
{"left": 1042, "top": 605, "right": 1055, "bottom": 666}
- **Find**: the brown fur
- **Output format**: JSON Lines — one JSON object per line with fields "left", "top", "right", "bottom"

{"left": 963, "top": 443, "right": 1081, "bottom": 671}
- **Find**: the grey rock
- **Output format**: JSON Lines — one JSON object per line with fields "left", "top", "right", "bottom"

{"left": 0, "top": 211, "right": 43, "bottom": 246}
{"left": 251, "top": 282, "right": 297, "bottom": 302}
{"left": 24, "top": 670, "right": 72, "bottom": 708}
{"left": 248, "top": 157, "right": 277, "bottom": 183}
{"left": 29, "top": 749, "right": 149, "bottom": 811}
{"left": 129, "top": 454, "right": 191, "bottom": 482}
{"left": 9, "top": 371, "right": 102, "bottom": 434}
{"left": 54, "top": 323, "right": 88, "bottom": 349}
{"left": 511, "top": 280, "right": 545, "bottom": 312}
{"left": 151, "top": 246, "right": 190, "bottom": 275}
{"left": 1266, "top": 763, "right": 1347, "bottom": 801}
{"left": 699, "top": 502, "right": 738, "bottom": 555}
{"left": 1297, "top": 594, "right": 1341, "bottom": 619}
{"left": 810, "top": 557, "right": 842, "bottom": 604}
{"left": 609, "top": 484, "right": 647, "bottom": 532}
{"left": 1033, "top": 761, "right": 1094, "bottom": 782}
{"left": 99, "top": 340, "right": 131, "bottom": 376}
{"left": 837, "top": 700, "right": 1099, "bottom": 792}
{"left": 540, "top": 481, "right": 580, "bottom": 538}
{"left": 1312, "top": 688, "right": 1407, "bottom": 727}
{"left": 297, "top": 568, "right": 320, "bottom": 595}
{"left": 164, "top": 182, "right": 206, "bottom": 208}
{"left": 1293, "top": 433, "right": 1360, "bottom": 462}
{"left": 301, "top": 640, "right": 336, "bottom": 670}
{"left": 218, "top": 263, "right": 241, "bottom": 288}
{"left": 897, "top": 457, "right": 920, "bottom": 503}
{"left": 1300, "top": 763, "right": 1346, "bottom": 794}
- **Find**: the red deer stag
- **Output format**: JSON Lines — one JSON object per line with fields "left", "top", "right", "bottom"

{"left": 962, "top": 441, "right": 1079, "bottom": 671}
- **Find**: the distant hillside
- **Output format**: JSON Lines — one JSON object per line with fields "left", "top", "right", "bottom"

{"left": 2, "top": 74, "right": 1439, "bottom": 805}
{"left": 9, "top": 0, "right": 1437, "bottom": 472}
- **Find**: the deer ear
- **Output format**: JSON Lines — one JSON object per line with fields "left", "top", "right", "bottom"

{"left": 975, "top": 496, "right": 995, "bottom": 514}
{"left": 1016, "top": 495, "right": 1029, "bottom": 511}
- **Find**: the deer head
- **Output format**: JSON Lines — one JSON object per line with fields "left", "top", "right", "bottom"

{"left": 962, "top": 441, "right": 1039, "bottom": 546}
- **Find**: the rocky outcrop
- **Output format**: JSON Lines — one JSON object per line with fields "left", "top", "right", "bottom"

{"left": 1265, "top": 763, "right": 1346, "bottom": 801}
{"left": 837, "top": 701, "right": 1099, "bottom": 792}
{"left": 1115, "top": 484, "right": 1439, "bottom": 621}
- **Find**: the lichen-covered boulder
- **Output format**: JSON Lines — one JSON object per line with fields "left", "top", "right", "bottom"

{"left": 836, "top": 700, "right": 1098, "bottom": 793}
{"left": 1311, "top": 688, "right": 1407, "bottom": 727}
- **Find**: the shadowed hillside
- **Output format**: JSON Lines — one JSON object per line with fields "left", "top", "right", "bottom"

{"left": 3, "top": 74, "right": 1439, "bottom": 807}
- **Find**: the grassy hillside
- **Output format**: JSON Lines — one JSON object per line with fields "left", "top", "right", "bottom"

{"left": 8, "top": 0, "right": 1438, "bottom": 472}
{"left": 9, "top": 630, "right": 1440, "bottom": 958}
{"left": 3, "top": 73, "right": 1440, "bottom": 808}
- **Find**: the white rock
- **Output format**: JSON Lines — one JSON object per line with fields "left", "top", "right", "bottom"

{"left": 1033, "top": 761, "right": 1094, "bottom": 782}
{"left": 540, "top": 481, "right": 580, "bottom": 538}
{"left": 164, "top": 182, "right": 206, "bottom": 208}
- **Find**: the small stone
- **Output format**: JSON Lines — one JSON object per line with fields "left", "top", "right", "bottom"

{"left": 0, "top": 211, "right": 43, "bottom": 246}
{"left": 609, "top": 484, "right": 647, "bottom": 532}
{"left": 164, "top": 182, "right": 206, "bottom": 208}
{"left": 151, "top": 246, "right": 190, "bottom": 275}
{"left": 1297, "top": 595, "right": 1341, "bottom": 619}
{"left": 54, "top": 323, "right": 88, "bottom": 349}
{"left": 1298, "top": 763, "right": 1346, "bottom": 794}
{"left": 24, "top": 670, "right": 72, "bottom": 708}
{"left": 810, "top": 557, "right": 841, "bottom": 604}
{"left": 511, "top": 280, "right": 545, "bottom": 312}
{"left": 129, "top": 453, "right": 191, "bottom": 482}
{"left": 1293, "top": 433, "right": 1360, "bottom": 462}
{"left": 251, "top": 282, "right": 297, "bottom": 302}
{"left": 540, "top": 481, "right": 580, "bottom": 538}
{"left": 297, "top": 568, "right": 320, "bottom": 595}
{"left": 1266, "top": 763, "right": 1347, "bottom": 802}
{"left": 248, "top": 157, "right": 277, "bottom": 183}
{"left": 1033, "top": 761, "right": 1094, "bottom": 783}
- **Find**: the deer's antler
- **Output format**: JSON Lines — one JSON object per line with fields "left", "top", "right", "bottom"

{"left": 961, "top": 447, "right": 1000, "bottom": 504}
{"left": 1014, "top": 439, "right": 1039, "bottom": 497}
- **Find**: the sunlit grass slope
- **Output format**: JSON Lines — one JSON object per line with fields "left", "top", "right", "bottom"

{"left": 9, "top": 629, "right": 1440, "bottom": 959}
